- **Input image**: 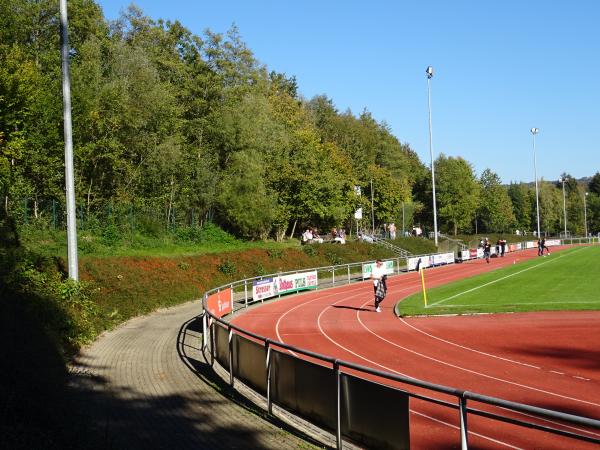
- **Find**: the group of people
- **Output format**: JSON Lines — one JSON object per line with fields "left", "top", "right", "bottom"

{"left": 302, "top": 228, "right": 323, "bottom": 244}
{"left": 481, "top": 237, "right": 508, "bottom": 263}
{"left": 537, "top": 238, "right": 550, "bottom": 256}
{"left": 302, "top": 227, "right": 346, "bottom": 244}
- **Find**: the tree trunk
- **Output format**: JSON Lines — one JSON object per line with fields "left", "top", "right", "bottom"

{"left": 288, "top": 219, "right": 298, "bottom": 240}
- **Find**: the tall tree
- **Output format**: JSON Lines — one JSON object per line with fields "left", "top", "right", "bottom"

{"left": 478, "top": 169, "right": 515, "bottom": 233}
{"left": 434, "top": 155, "right": 480, "bottom": 235}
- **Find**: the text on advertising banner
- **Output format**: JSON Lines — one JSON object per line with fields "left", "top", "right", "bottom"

{"left": 274, "top": 271, "right": 318, "bottom": 296}
{"left": 206, "top": 288, "right": 233, "bottom": 318}
{"left": 253, "top": 278, "right": 275, "bottom": 301}
{"left": 362, "top": 260, "right": 395, "bottom": 279}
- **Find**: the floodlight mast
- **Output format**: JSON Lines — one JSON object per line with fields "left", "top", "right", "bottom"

{"left": 426, "top": 66, "right": 438, "bottom": 246}
{"left": 531, "top": 128, "right": 541, "bottom": 239}
{"left": 60, "top": 0, "right": 78, "bottom": 280}
{"left": 559, "top": 177, "right": 567, "bottom": 237}
{"left": 584, "top": 192, "right": 589, "bottom": 238}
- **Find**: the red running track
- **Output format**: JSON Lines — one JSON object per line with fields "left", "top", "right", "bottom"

{"left": 232, "top": 247, "right": 600, "bottom": 449}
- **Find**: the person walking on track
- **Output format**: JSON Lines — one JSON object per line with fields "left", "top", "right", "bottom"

{"left": 371, "top": 259, "right": 387, "bottom": 312}
{"left": 483, "top": 239, "right": 492, "bottom": 263}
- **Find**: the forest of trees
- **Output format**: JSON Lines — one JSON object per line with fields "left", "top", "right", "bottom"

{"left": 1, "top": 0, "right": 599, "bottom": 240}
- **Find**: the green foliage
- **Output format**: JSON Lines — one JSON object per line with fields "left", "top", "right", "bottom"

{"left": 199, "top": 222, "right": 238, "bottom": 244}
{"left": 2, "top": 250, "right": 99, "bottom": 354}
{"left": 478, "top": 169, "right": 515, "bottom": 233}
{"left": 217, "top": 258, "right": 237, "bottom": 277}
{"left": 302, "top": 245, "right": 317, "bottom": 257}
{"left": 434, "top": 155, "right": 480, "bottom": 235}
{"left": 325, "top": 251, "right": 343, "bottom": 266}
{"left": 267, "top": 248, "right": 283, "bottom": 259}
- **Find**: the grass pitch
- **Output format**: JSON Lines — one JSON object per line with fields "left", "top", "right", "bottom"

{"left": 396, "top": 246, "right": 600, "bottom": 316}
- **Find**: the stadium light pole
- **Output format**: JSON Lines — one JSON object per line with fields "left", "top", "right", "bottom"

{"left": 559, "top": 177, "right": 567, "bottom": 237}
{"left": 531, "top": 128, "right": 541, "bottom": 239}
{"left": 584, "top": 192, "right": 589, "bottom": 238}
{"left": 60, "top": 0, "right": 79, "bottom": 280}
{"left": 426, "top": 66, "right": 439, "bottom": 246}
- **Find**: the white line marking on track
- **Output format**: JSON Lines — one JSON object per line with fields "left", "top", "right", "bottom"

{"left": 358, "top": 302, "right": 600, "bottom": 408}
{"left": 411, "top": 411, "right": 524, "bottom": 449}
{"left": 398, "top": 317, "right": 541, "bottom": 369}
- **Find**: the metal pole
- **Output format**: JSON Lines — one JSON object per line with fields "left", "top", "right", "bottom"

{"left": 402, "top": 201, "right": 405, "bottom": 236}
{"left": 584, "top": 192, "right": 588, "bottom": 238}
{"left": 561, "top": 179, "right": 567, "bottom": 237}
{"left": 427, "top": 67, "right": 439, "bottom": 246}
{"left": 370, "top": 179, "right": 375, "bottom": 235}
{"left": 60, "top": 0, "right": 78, "bottom": 281}
{"left": 531, "top": 128, "right": 541, "bottom": 239}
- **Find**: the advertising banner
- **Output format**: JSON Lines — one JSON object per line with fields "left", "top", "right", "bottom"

{"left": 253, "top": 278, "right": 276, "bottom": 301}
{"left": 526, "top": 241, "right": 536, "bottom": 249}
{"left": 461, "top": 250, "right": 471, "bottom": 261}
{"left": 408, "top": 252, "right": 455, "bottom": 271}
{"left": 432, "top": 252, "right": 454, "bottom": 265}
{"left": 274, "top": 271, "right": 318, "bottom": 296}
{"left": 206, "top": 288, "right": 233, "bottom": 318}
{"left": 546, "top": 239, "right": 561, "bottom": 246}
{"left": 469, "top": 248, "right": 478, "bottom": 259}
{"left": 362, "top": 260, "right": 395, "bottom": 279}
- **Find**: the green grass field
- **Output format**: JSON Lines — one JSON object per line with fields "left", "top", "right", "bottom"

{"left": 396, "top": 246, "right": 600, "bottom": 316}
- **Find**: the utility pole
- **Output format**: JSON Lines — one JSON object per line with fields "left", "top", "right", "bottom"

{"left": 60, "top": 0, "right": 78, "bottom": 280}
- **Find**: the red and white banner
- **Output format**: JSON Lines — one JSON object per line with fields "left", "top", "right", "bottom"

{"left": 253, "top": 278, "right": 275, "bottom": 301}
{"left": 206, "top": 288, "right": 233, "bottom": 318}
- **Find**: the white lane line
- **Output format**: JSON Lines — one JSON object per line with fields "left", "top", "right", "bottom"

{"left": 411, "top": 411, "right": 524, "bottom": 449}
{"left": 357, "top": 302, "right": 600, "bottom": 408}
{"left": 398, "top": 317, "right": 540, "bottom": 369}
{"left": 313, "top": 297, "right": 522, "bottom": 448}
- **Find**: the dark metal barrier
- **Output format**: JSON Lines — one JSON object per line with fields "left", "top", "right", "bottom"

{"left": 232, "top": 335, "right": 267, "bottom": 396}
{"left": 341, "top": 373, "right": 410, "bottom": 449}
{"left": 271, "top": 349, "right": 337, "bottom": 432}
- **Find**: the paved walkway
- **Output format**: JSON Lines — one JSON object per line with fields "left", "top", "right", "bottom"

{"left": 69, "top": 300, "right": 320, "bottom": 449}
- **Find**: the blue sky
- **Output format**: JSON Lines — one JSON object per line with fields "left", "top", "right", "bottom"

{"left": 96, "top": 0, "right": 599, "bottom": 184}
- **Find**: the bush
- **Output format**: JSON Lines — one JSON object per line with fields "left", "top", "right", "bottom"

{"left": 302, "top": 245, "right": 316, "bottom": 257}
{"left": 174, "top": 226, "right": 204, "bottom": 243}
{"left": 217, "top": 258, "right": 237, "bottom": 277}
{"left": 101, "top": 223, "right": 121, "bottom": 246}
{"left": 200, "top": 222, "right": 238, "bottom": 244}
{"left": 267, "top": 248, "right": 283, "bottom": 259}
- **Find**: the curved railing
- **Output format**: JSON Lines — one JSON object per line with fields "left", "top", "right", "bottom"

{"left": 199, "top": 247, "right": 600, "bottom": 449}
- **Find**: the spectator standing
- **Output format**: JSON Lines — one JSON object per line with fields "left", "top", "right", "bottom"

{"left": 537, "top": 238, "right": 543, "bottom": 256}
{"left": 500, "top": 239, "right": 507, "bottom": 257}
{"left": 389, "top": 223, "right": 397, "bottom": 240}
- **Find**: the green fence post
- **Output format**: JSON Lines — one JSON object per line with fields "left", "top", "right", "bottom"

{"left": 52, "top": 200, "right": 57, "bottom": 230}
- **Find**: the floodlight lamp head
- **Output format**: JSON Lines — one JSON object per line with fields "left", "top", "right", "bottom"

{"left": 530, "top": 127, "right": 539, "bottom": 135}
{"left": 426, "top": 66, "right": 434, "bottom": 78}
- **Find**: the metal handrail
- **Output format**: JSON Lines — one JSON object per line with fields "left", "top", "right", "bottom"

{"left": 200, "top": 243, "right": 600, "bottom": 448}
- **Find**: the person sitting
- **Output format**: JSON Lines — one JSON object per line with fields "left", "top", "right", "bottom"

{"left": 312, "top": 228, "right": 324, "bottom": 244}
{"left": 334, "top": 228, "right": 346, "bottom": 244}
{"left": 302, "top": 228, "right": 313, "bottom": 244}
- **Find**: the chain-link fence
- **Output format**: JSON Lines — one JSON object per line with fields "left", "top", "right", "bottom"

{"left": 5, "top": 197, "right": 212, "bottom": 234}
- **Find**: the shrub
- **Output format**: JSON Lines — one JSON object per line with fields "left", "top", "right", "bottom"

{"left": 302, "top": 245, "right": 316, "bottom": 257}
{"left": 217, "top": 258, "right": 237, "bottom": 277}
{"left": 101, "top": 223, "right": 121, "bottom": 246}
{"left": 200, "top": 222, "right": 238, "bottom": 244}
{"left": 326, "top": 251, "right": 343, "bottom": 266}
{"left": 267, "top": 248, "right": 283, "bottom": 259}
